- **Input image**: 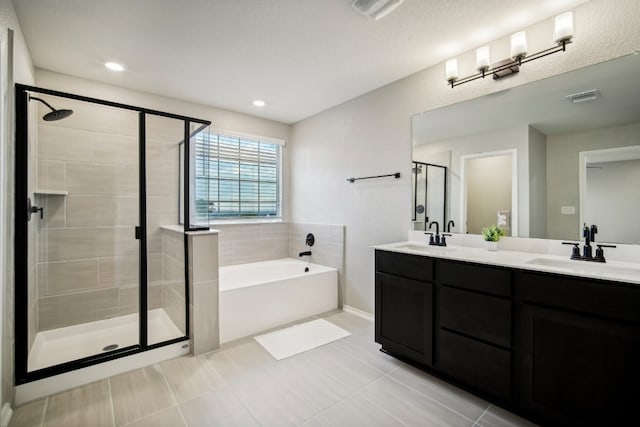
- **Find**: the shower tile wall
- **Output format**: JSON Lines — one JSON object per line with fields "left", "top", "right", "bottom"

{"left": 33, "top": 101, "right": 182, "bottom": 336}
{"left": 34, "top": 102, "right": 141, "bottom": 332}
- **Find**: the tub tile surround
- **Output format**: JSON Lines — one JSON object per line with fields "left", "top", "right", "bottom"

{"left": 7, "top": 311, "right": 537, "bottom": 427}
{"left": 290, "top": 223, "right": 345, "bottom": 306}
{"left": 215, "top": 222, "right": 345, "bottom": 305}
{"left": 216, "top": 222, "right": 289, "bottom": 267}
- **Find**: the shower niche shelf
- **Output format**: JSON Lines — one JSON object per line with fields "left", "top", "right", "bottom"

{"left": 33, "top": 189, "right": 68, "bottom": 196}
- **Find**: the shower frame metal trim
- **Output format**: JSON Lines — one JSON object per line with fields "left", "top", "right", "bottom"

{"left": 412, "top": 161, "right": 448, "bottom": 231}
{"left": 14, "top": 84, "right": 211, "bottom": 384}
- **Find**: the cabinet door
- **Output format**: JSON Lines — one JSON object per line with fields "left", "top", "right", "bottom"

{"left": 375, "top": 273, "right": 433, "bottom": 366}
{"left": 519, "top": 303, "right": 640, "bottom": 425}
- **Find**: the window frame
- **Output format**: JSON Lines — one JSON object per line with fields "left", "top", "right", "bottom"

{"left": 183, "top": 130, "right": 284, "bottom": 224}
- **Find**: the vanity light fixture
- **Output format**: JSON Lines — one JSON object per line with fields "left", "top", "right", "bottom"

{"left": 446, "top": 11, "right": 574, "bottom": 88}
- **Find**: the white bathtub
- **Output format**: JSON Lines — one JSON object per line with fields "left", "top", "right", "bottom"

{"left": 219, "top": 258, "right": 338, "bottom": 343}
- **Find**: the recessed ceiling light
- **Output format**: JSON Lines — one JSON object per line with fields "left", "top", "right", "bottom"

{"left": 105, "top": 62, "right": 124, "bottom": 72}
{"left": 253, "top": 99, "right": 266, "bottom": 107}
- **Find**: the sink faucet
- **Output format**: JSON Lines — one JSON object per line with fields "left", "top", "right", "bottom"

{"left": 428, "top": 221, "right": 440, "bottom": 245}
{"left": 582, "top": 223, "right": 592, "bottom": 258}
{"left": 446, "top": 220, "right": 455, "bottom": 233}
{"left": 425, "top": 221, "right": 451, "bottom": 246}
{"left": 563, "top": 223, "right": 615, "bottom": 263}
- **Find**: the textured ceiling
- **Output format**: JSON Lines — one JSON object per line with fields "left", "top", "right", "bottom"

{"left": 14, "top": 0, "right": 589, "bottom": 124}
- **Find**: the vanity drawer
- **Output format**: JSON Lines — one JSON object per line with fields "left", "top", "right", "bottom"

{"left": 438, "top": 260, "right": 511, "bottom": 297}
{"left": 440, "top": 285, "right": 511, "bottom": 348}
{"left": 375, "top": 250, "right": 434, "bottom": 283}
{"left": 439, "top": 329, "right": 511, "bottom": 401}
{"left": 515, "top": 270, "right": 640, "bottom": 324}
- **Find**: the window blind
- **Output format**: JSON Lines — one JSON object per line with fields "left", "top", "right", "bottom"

{"left": 195, "top": 132, "right": 281, "bottom": 219}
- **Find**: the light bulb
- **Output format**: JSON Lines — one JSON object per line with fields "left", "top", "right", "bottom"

{"left": 554, "top": 11, "right": 574, "bottom": 44}
{"left": 476, "top": 46, "right": 490, "bottom": 72}
{"left": 510, "top": 31, "right": 528, "bottom": 60}
{"left": 445, "top": 59, "right": 459, "bottom": 83}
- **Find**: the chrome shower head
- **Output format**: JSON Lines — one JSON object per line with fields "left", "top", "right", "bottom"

{"left": 29, "top": 95, "right": 74, "bottom": 121}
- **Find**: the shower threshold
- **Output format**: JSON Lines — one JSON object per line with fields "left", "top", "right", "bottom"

{"left": 28, "top": 308, "right": 183, "bottom": 372}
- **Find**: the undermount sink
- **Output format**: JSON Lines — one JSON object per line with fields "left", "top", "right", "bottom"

{"left": 395, "top": 243, "right": 457, "bottom": 253}
{"left": 526, "top": 257, "right": 640, "bottom": 278}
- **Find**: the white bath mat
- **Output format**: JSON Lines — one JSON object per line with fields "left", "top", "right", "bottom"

{"left": 254, "top": 319, "right": 351, "bottom": 360}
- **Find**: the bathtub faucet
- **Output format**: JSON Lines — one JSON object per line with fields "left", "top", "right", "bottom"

{"left": 299, "top": 251, "right": 312, "bottom": 257}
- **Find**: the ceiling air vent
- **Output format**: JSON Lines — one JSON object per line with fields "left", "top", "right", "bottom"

{"left": 566, "top": 89, "right": 601, "bottom": 104}
{"left": 352, "top": 0, "right": 404, "bottom": 21}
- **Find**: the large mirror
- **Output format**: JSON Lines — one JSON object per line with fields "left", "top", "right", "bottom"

{"left": 412, "top": 54, "right": 640, "bottom": 244}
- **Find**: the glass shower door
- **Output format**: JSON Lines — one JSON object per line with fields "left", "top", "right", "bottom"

{"left": 22, "top": 90, "right": 141, "bottom": 373}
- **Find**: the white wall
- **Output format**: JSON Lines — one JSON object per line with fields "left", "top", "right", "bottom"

{"left": 1, "top": 0, "right": 35, "bottom": 408}
{"left": 528, "top": 126, "right": 547, "bottom": 238}
{"left": 0, "top": 0, "right": 33, "bottom": 84}
{"left": 546, "top": 122, "right": 640, "bottom": 240}
{"left": 585, "top": 159, "right": 640, "bottom": 244}
{"left": 290, "top": 0, "right": 640, "bottom": 314}
{"left": 415, "top": 126, "right": 529, "bottom": 237}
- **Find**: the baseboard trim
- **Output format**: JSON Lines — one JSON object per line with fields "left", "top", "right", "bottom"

{"left": 1, "top": 402, "right": 13, "bottom": 427}
{"left": 343, "top": 305, "right": 374, "bottom": 321}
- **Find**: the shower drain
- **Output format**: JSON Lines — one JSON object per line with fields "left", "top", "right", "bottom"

{"left": 102, "top": 344, "right": 119, "bottom": 351}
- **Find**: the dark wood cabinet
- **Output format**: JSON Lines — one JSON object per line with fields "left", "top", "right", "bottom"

{"left": 515, "top": 270, "right": 640, "bottom": 425}
{"left": 375, "top": 273, "right": 433, "bottom": 365}
{"left": 375, "top": 251, "right": 433, "bottom": 365}
{"left": 519, "top": 303, "right": 640, "bottom": 425}
{"left": 375, "top": 249, "right": 640, "bottom": 426}
{"left": 436, "top": 260, "right": 513, "bottom": 401}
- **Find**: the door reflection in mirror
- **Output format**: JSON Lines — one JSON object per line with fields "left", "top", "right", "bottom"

{"left": 463, "top": 152, "right": 513, "bottom": 236}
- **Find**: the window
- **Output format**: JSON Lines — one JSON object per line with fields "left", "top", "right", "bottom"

{"left": 194, "top": 132, "right": 282, "bottom": 220}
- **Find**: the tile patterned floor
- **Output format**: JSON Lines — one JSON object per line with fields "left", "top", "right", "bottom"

{"left": 9, "top": 310, "right": 538, "bottom": 427}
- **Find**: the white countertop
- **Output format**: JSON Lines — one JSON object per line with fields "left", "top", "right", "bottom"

{"left": 374, "top": 241, "right": 640, "bottom": 286}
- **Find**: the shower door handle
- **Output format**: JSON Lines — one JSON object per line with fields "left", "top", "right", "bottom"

{"left": 27, "top": 197, "right": 43, "bottom": 221}
{"left": 135, "top": 226, "right": 142, "bottom": 240}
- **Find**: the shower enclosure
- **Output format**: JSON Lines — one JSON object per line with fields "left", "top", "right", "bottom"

{"left": 14, "top": 84, "right": 211, "bottom": 383}
{"left": 412, "top": 161, "right": 447, "bottom": 231}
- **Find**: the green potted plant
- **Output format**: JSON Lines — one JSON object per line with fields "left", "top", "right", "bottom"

{"left": 481, "top": 224, "right": 505, "bottom": 251}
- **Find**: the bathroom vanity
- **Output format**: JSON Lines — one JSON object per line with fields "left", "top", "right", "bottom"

{"left": 374, "top": 243, "right": 640, "bottom": 425}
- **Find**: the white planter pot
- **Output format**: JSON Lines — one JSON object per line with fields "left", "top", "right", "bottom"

{"left": 485, "top": 241, "right": 498, "bottom": 251}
